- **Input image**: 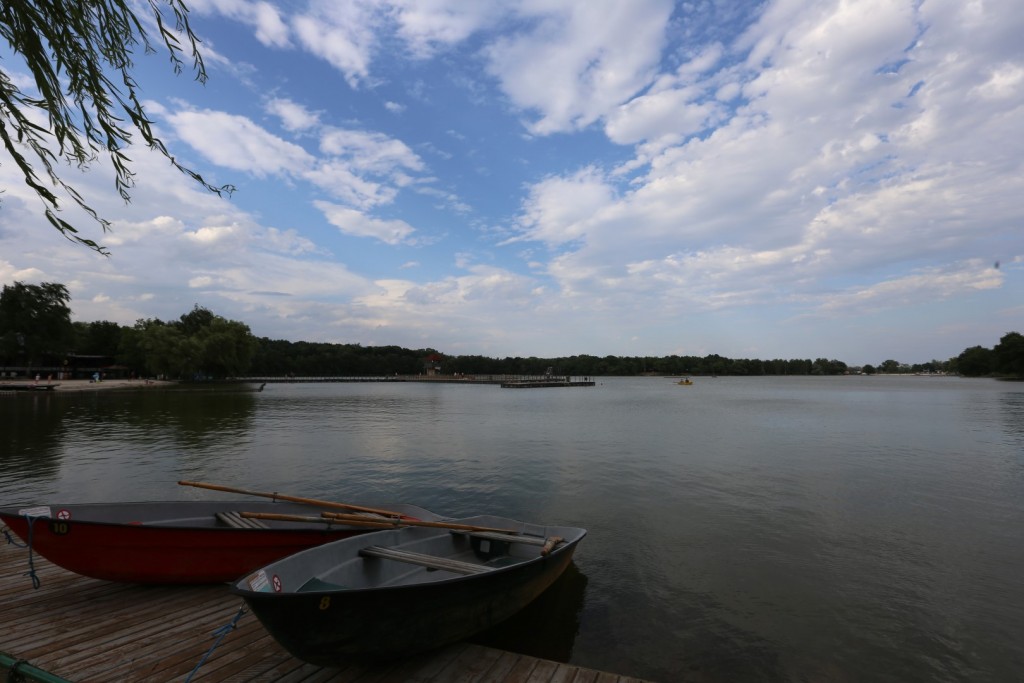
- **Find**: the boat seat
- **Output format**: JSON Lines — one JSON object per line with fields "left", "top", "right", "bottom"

{"left": 451, "top": 529, "right": 564, "bottom": 555}
{"left": 450, "top": 530, "right": 547, "bottom": 547}
{"left": 216, "top": 511, "right": 269, "bottom": 529}
{"left": 359, "top": 546, "right": 490, "bottom": 575}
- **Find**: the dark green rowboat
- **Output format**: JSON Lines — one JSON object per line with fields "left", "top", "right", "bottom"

{"left": 230, "top": 515, "right": 586, "bottom": 664}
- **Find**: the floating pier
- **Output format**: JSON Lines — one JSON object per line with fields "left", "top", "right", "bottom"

{"left": 500, "top": 379, "right": 596, "bottom": 389}
{"left": 0, "top": 546, "right": 648, "bottom": 682}
{"left": 234, "top": 375, "right": 595, "bottom": 388}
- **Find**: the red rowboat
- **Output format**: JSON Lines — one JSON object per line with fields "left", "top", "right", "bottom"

{"left": 0, "top": 500, "right": 440, "bottom": 584}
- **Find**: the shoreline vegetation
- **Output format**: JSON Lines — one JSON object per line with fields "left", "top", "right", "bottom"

{"left": 2, "top": 283, "right": 1022, "bottom": 382}
{"left": 1, "top": 374, "right": 1007, "bottom": 396}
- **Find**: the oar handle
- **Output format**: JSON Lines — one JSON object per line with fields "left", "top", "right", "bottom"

{"left": 178, "top": 480, "right": 407, "bottom": 518}
{"left": 540, "top": 536, "right": 565, "bottom": 556}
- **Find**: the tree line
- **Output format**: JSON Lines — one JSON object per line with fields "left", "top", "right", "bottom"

{"left": 1, "top": 281, "right": 1022, "bottom": 380}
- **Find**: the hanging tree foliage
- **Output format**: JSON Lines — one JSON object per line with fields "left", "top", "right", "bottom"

{"left": 0, "top": 0, "right": 233, "bottom": 254}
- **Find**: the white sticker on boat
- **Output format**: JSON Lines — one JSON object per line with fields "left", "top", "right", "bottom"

{"left": 56, "top": 509, "right": 71, "bottom": 520}
{"left": 272, "top": 575, "right": 283, "bottom": 593}
{"left": 248, "top": 570, "right": 270, "bottom": 593}
{"left": 17, "top": 506, "right": 51, "bottom": 518}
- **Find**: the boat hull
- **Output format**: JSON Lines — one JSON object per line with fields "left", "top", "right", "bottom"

{"left": 232, "top": 518, "right": 585, "bottom": 664}
{"left": 0, "top": 501, "right": 438, "bottom": 584}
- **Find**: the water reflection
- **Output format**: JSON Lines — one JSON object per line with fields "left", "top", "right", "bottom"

{"left": 66, "top": 389, "right": 259, "bottom": 451}
{"left": 0, "top": 393, "right": 70, "bottom": 479}
{"left": 471, "top": 561, "right": 588, "bottom": 662}
{"left": 1000, "top": 390, "right": 1024, "bottom": 437}
{"left": 0, "top": 389, "right": 259, "bottom": 498}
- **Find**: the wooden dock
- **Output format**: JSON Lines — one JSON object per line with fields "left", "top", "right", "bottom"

{"left": 0, "top": 382, "right": 60, "bottom": 392}
{"left": 0, "top": 546, "right": 649, "bottom": 683}
{"left": 233, "top": 375, "right": 595, "bottom": 388}
{"left": 499, "top": 380, "right": 595, "bottom": 389}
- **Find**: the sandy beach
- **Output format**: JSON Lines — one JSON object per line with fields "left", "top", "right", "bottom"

{"left": 0, "top": 378, "right": 177, "bottom": 392}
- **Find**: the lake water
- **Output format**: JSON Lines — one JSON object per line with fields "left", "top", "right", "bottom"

{"left": 2, "top": 376, "right": 1023, "bottom": 682}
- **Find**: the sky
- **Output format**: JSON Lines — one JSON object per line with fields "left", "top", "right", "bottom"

{"left": 1, "top": 0, "right": 1022, "bottom": 366}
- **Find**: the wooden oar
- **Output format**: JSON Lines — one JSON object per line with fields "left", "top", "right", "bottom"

{"left": 240, "top": 511, "right": 514, "bottom": 534}
{"left": 240, "top": 512, "right": 397, "bottom": 528}
{"left": 178, "top": 480, "right": 409, "bottom": 518}
{"left": 320, "top": 511, "right": 518, "bottom": 534}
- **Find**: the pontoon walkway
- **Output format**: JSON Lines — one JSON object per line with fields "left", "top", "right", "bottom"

{"left": 0, "top": 545, "right": 651, "bottom": 682}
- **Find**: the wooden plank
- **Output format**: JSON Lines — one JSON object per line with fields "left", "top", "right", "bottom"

{"left": 371, "top": 642, "right": 470, "bottom": 683}
{"left": 432, "top": 643, "right": 505, "bottom": 681}
{"left": 217, "top": 511, "right": 269, "bottom": 529}
{"left": 499, "top": 655, "right": 542, "bottom": 683}
{"left": 359, "top": 546, "right": 490, "bottom": 575}
{"left": 477, "top": 650, "right": 524, "bottom": 682}
{"left": 0, "top": 546, "right": 652, "bottom": 683}
{"left": 450, "top": 530, "right": 550, "bottom": 547}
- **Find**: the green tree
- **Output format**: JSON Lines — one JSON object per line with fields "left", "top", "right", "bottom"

{"left": 1, "top": 0, "right": 232, "bottom": 253}
{"left": 132, "top": 306, "right": 257, "bottom": 378}
{"left": 955, "top": 346, "right": 995, "bottom": 377}
{"left": 828, "top": 359, "right": 848, "bottom": 375}
{"left": 137, "top": 320, "right": 199, "bottom": 379}
{"left": 0, "top": 281, "right": 73, "bottom": 366}
{"left": 194, "top": 317, "right": 256, "bottom": 378}
{"left": 791, "top": 359, "right": 813, "bottom": 375}
{"left": 72, "top": 320, "right": 123, "bottom": 355}
{"left": 178, "top": 305, "right": 216, "bottom": 336}
{"left": 117, "top": 322, "right": 149, "bottom": 375}
{"left": 993, "top": 331, "right": 1024, "bottom": 378}
{"left": 879, "top": 359, "right": 901, "bottom": 374}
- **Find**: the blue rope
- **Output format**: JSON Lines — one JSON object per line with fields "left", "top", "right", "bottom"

{"left": 2, "top": 525, "right": 27, "bottom": 548}
{"left": 22, "top": 515, "right": 41, "bottom": 589}
{"left": 2, "top": 518, "right": 41, "bottom": 588}
{"left": 185, "top": 604, "right": 247, "bottom": 682}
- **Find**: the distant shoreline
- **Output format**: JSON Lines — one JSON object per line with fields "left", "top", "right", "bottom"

{"left": 0, "top": 378, "right": 177, "bottom": 393}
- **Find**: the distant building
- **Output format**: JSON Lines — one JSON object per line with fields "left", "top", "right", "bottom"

{"left": 2, "top": 353, "right": 127, "bottom": 380}
{"left": 424, "top": 353, "right": 444, "bottom": 375}
{"left": 56, "top": 354, "right": 129, "bottom": 379}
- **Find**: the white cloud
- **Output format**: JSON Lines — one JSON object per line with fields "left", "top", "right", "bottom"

{"left": 485, "top": 0, "right": 673, "bottom": 135}
{"left": 303, "top": 162, "right": 396, "bottom": 209}
{"left": 604, "top": 43, "right": 730, "bottom": 145}
{"left": 815, "top": 260, "right": 1004, "bottom": 315}
{"left": 493, "top": 0, "right": 1024, "bottom": 354}
{"left": 513, "top": 167, "right": 615, "bottom": 247}
{"left": 291, "top": 1, "right": 383, "bottom": 87}
{"left": 972, "top": 62, "right": 1024, "bottom": 101}
{"left": 162, "top": 105, "right": 431, "bottom": 211}
{"left": 265, "top": 98, "right": 321, "bottom": 131}
{"left": 314, "top": 202, "right": 416, "bottom": 244}
{"left": 165, "top": 110, "right": 314, "bottom": 177}
{"left": 391, "top": 2, "right": 504, "bottom": 58}
{"left": 319, "top": 129, "right": 424, "bottom": 174}
{"left": 189, "top": 0, "right": 291, "bottom": 48}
